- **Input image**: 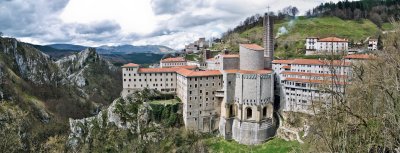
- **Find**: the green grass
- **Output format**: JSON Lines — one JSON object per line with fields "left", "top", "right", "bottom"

{"left": 382, "top": 22, "right": 395, "bottom": 31}
{"left": 222, "top": 16, "right": 380, "bottom": 58}
{"left": 205, "top": 137, "right": 301, "bottom": 153}
{"left": 149, "top": 99, "right": 180, "bottom": 105}
{"left": 185, "top": 54, "right": 200, "bottom": 61}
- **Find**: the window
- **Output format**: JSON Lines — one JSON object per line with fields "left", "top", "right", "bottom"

{"left": 206, "top": 92, "right": 208, "bottom": 95}
{"left": 200, "top": 90, "right": 202, "bottom": 93}
{"left": 246, "top": 107, "right": 252, "bottom": 119}
{"left": 263, "top": 107, "right": 267, "bottom": 117}
{"left": 124, "top": 79, "right": 126, "bottom": 82}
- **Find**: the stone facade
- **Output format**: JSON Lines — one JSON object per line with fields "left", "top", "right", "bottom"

{"left": 122, "top": 13, "right": 276, "bottom": 145}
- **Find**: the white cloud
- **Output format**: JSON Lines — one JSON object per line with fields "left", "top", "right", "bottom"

{"left": 0, "top": 0, "right": 339, "bottom": 49}
{"left": 60, "top": 0, "right": 156, "bottom": 35}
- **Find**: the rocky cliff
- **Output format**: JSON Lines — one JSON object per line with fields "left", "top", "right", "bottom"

{"left": 0, "top": 37, "right": 121, "bottom": 152}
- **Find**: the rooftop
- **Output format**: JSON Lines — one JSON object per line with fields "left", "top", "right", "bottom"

{"left": 318, "top": 37, "right": 347, "bottom": 42}
{"left": 240, "top": 44, "right": 264, "bottom": 51}
{"left": 221, "top": 54, "right": 239, "bottom": 58}
{"left": 177, "top": 69, "right": 222, "bottom": 77}
{"left": 122, "top": 63, "right": 139, "bottom": 67}
{"left": 273, "top": 59, "right": 350, "bottom": 66}
{"left": 344, "top": 54, "right": 372, "bottom": 59}
{"left": 138, "top": 67, "right": 180, "bottom": 73}
{"left": 161, "top": 57, "right": 186, "bottom": 62}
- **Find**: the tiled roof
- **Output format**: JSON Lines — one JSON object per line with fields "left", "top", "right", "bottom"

{"left": 344, "top": 54, "right": 371, "bottom": 59}
{"left": 272, "top": 60, "right": 293, "bottom": 64}
{"left": 177, "top": 69, "right": 222, "bottom": 77}
{"left": 122, "top": 63, "right": 139, "bottom": 67}
{"left": 284, "top": 77, "right": 348, "bottom": 85}
{"left": 138, "top": 67, "right": 179, "bottom": 73}
{"left": 273, "top": 59, "right": 350, "bottom": 66}
{"left": 318, "top": 37, "right": 347, "bottom": 42}
{"left": 223, "top": 69, "right": 272, "bottom": 74}
{"left": 161, "top": 57, "right": 186, "bottom": 62}
{"left": 282, "top": 65, "right": 291, "bottom": 69}
{"left": 221, "top": 54, "right": 239, "bottom": 58}
{"left": 240, "top": 44, "right": 264, "bottom": 51}
{"left": 281, "top": 71, "right": 347, "bottom": 78}
{"left": 171, "top": 65, "right": 198, "bottom": 69}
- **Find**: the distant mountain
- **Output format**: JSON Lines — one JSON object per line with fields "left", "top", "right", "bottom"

{"left": 48, "top": 44, "right": 88, "bottom": 51}
{"left": 31, "top": 44, "right": 79, "bottom": 59}
{"left": 46, "top": 44, "right": 175, "bottom": 54}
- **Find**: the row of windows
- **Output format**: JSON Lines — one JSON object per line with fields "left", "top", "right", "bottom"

{"left": 124, "top": 78, "right": 174, "bottom": 82}
{"left": 127, "top": 83, "right": 174, "bottom": 87}
{"left": 188, "top": 96, "right": 215, "bottom": 101}
{"left": 188, "top": 82, "right": 220, "bottom": 88}
{"left": 124, "top": 72, "right": 175, "bottom": 77}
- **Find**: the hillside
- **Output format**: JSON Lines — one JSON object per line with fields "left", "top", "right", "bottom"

{"left": 0, "top": 37, "right": 121, "bottom": 152}
{"left": 213, "top": 17, "right": 380, "bottom": 58}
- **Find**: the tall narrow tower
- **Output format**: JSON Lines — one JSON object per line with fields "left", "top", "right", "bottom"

{"left": 263, "top": 13, "right": 274, "bottom": 69}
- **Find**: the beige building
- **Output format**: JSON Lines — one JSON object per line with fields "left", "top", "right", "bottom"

{"left": 305, "top": 37, "right": 349, "bottom": 55}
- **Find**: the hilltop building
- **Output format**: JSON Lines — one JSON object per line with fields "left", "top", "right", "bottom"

{"left": 122, "top": 13, "right": 277, "bottom": 145}
{"left": 368, "top": 39, "right": 378, "bottom": 50}
{"left": 160, "top": 57, "right": 187, "bottom": 68}
{"left": 305, "top": 37, "right": 349, "bottom": 55}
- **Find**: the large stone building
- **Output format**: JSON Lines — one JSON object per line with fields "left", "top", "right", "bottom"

{"left": 122, "top": 13, "right": 277, "bottom": 145}
{"left": 272, "top": 59, "right": 351, "bottom": 113}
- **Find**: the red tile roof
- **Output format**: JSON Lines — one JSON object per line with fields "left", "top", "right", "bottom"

{"left": 138, "top": 67, "right": 179, "bottom": 73}
{"left": 171, "top": 65, "right": 198, "bottom": 69}
{"left": 122, "top": 63, "right": 139, "bottom": 67}
{"left": 161, "top": 57, "right": 186, "bottom": 62}
{"left": 284, "top": 77, "right": 349, "bottom": 85}
{"left": 177, "top": 69, "right": 222, "bottom": 77}
{"left": 221, "top": 54, "right": 239, "bottom": 58}
{"left": 282, "top": 65, "right": 291, "bottom": 69}
{"left": 344, "top": 54, "right": 371, "bottom": 59}
{"left": 273, "top": 59, "right": 350, "bottom": 66}
{"left": 318, "top": 37, "right": 347, "bottom": 42}
{"left": 240, "top": 44, "right": 264, "bottom": 51}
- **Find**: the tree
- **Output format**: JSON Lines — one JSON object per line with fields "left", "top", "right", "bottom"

{"left": 307, "top": 22, "right": 400, "bottom": 152}
{"left": 291, "top": 7, "right": 299, "bottom": 17}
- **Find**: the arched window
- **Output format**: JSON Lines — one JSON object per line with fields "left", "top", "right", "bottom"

{"left": 263, "top": 107, "right": 267, "bottom": 117}
{"left": 246, "top": 107, "right": 252, "bottom": 119}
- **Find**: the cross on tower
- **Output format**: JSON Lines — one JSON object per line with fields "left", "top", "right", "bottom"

{"left": 267, "top": 6, "right": 270, "bottom": 13}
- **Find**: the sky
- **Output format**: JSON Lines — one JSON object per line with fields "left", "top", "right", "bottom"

{"left": 0, "top": 0, "right": 339, "bottom": 49}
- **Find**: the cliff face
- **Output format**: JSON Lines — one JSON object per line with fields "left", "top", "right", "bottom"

{"left": 0, "top": 37, "right": 121, "bottom": 152}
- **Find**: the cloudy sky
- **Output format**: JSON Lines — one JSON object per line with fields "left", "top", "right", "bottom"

{"left": 0, "top": 0, "right": 338, "bottom": 49}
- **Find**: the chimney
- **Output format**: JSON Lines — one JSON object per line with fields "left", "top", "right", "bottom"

{"left": 263, "top": 13, "right": 274, "bottom": 69}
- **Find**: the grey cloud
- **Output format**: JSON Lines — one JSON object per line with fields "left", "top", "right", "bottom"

{"left": 75, "top": 21, "right": 121, "bottom": 35}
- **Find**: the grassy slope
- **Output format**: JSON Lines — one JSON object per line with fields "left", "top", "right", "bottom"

{"left": 206, "top": 137, "right": 300, "bottom": 153}
{"left": 212, "top": 17, "right": 380, "bottom": 58}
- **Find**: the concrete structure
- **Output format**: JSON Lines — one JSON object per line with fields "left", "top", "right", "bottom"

{"left": 305, "top": 37, "right": 349, "bottom": 55}
{"left": 368, "top": 39, "right": 378, "bottom": 50}
{"left": 272, "top": 59, "right": 351, "bottom": 114}
{"left": 160, "top": 57, "right": 187, "bottom": 68}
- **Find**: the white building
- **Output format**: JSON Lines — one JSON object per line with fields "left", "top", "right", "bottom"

{"left": 368, "top": 39, "right": 378, "bottom": 50}
{"left": 305, "top": 37, "right": 349, "bottom": 55}
{"left": 160, "top": 57, "right": 187, "bottom": 68}
{"left": 272, "top": 59, "right": 351, "bottom": 114}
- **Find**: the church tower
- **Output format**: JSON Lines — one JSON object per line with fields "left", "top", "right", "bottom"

{"left": 263, "top": 13, "right": 274, "bottom": 69}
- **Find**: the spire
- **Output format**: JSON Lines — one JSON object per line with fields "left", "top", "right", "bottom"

{"left": 263, "top": 10, "right": 274, "bottom": 69}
